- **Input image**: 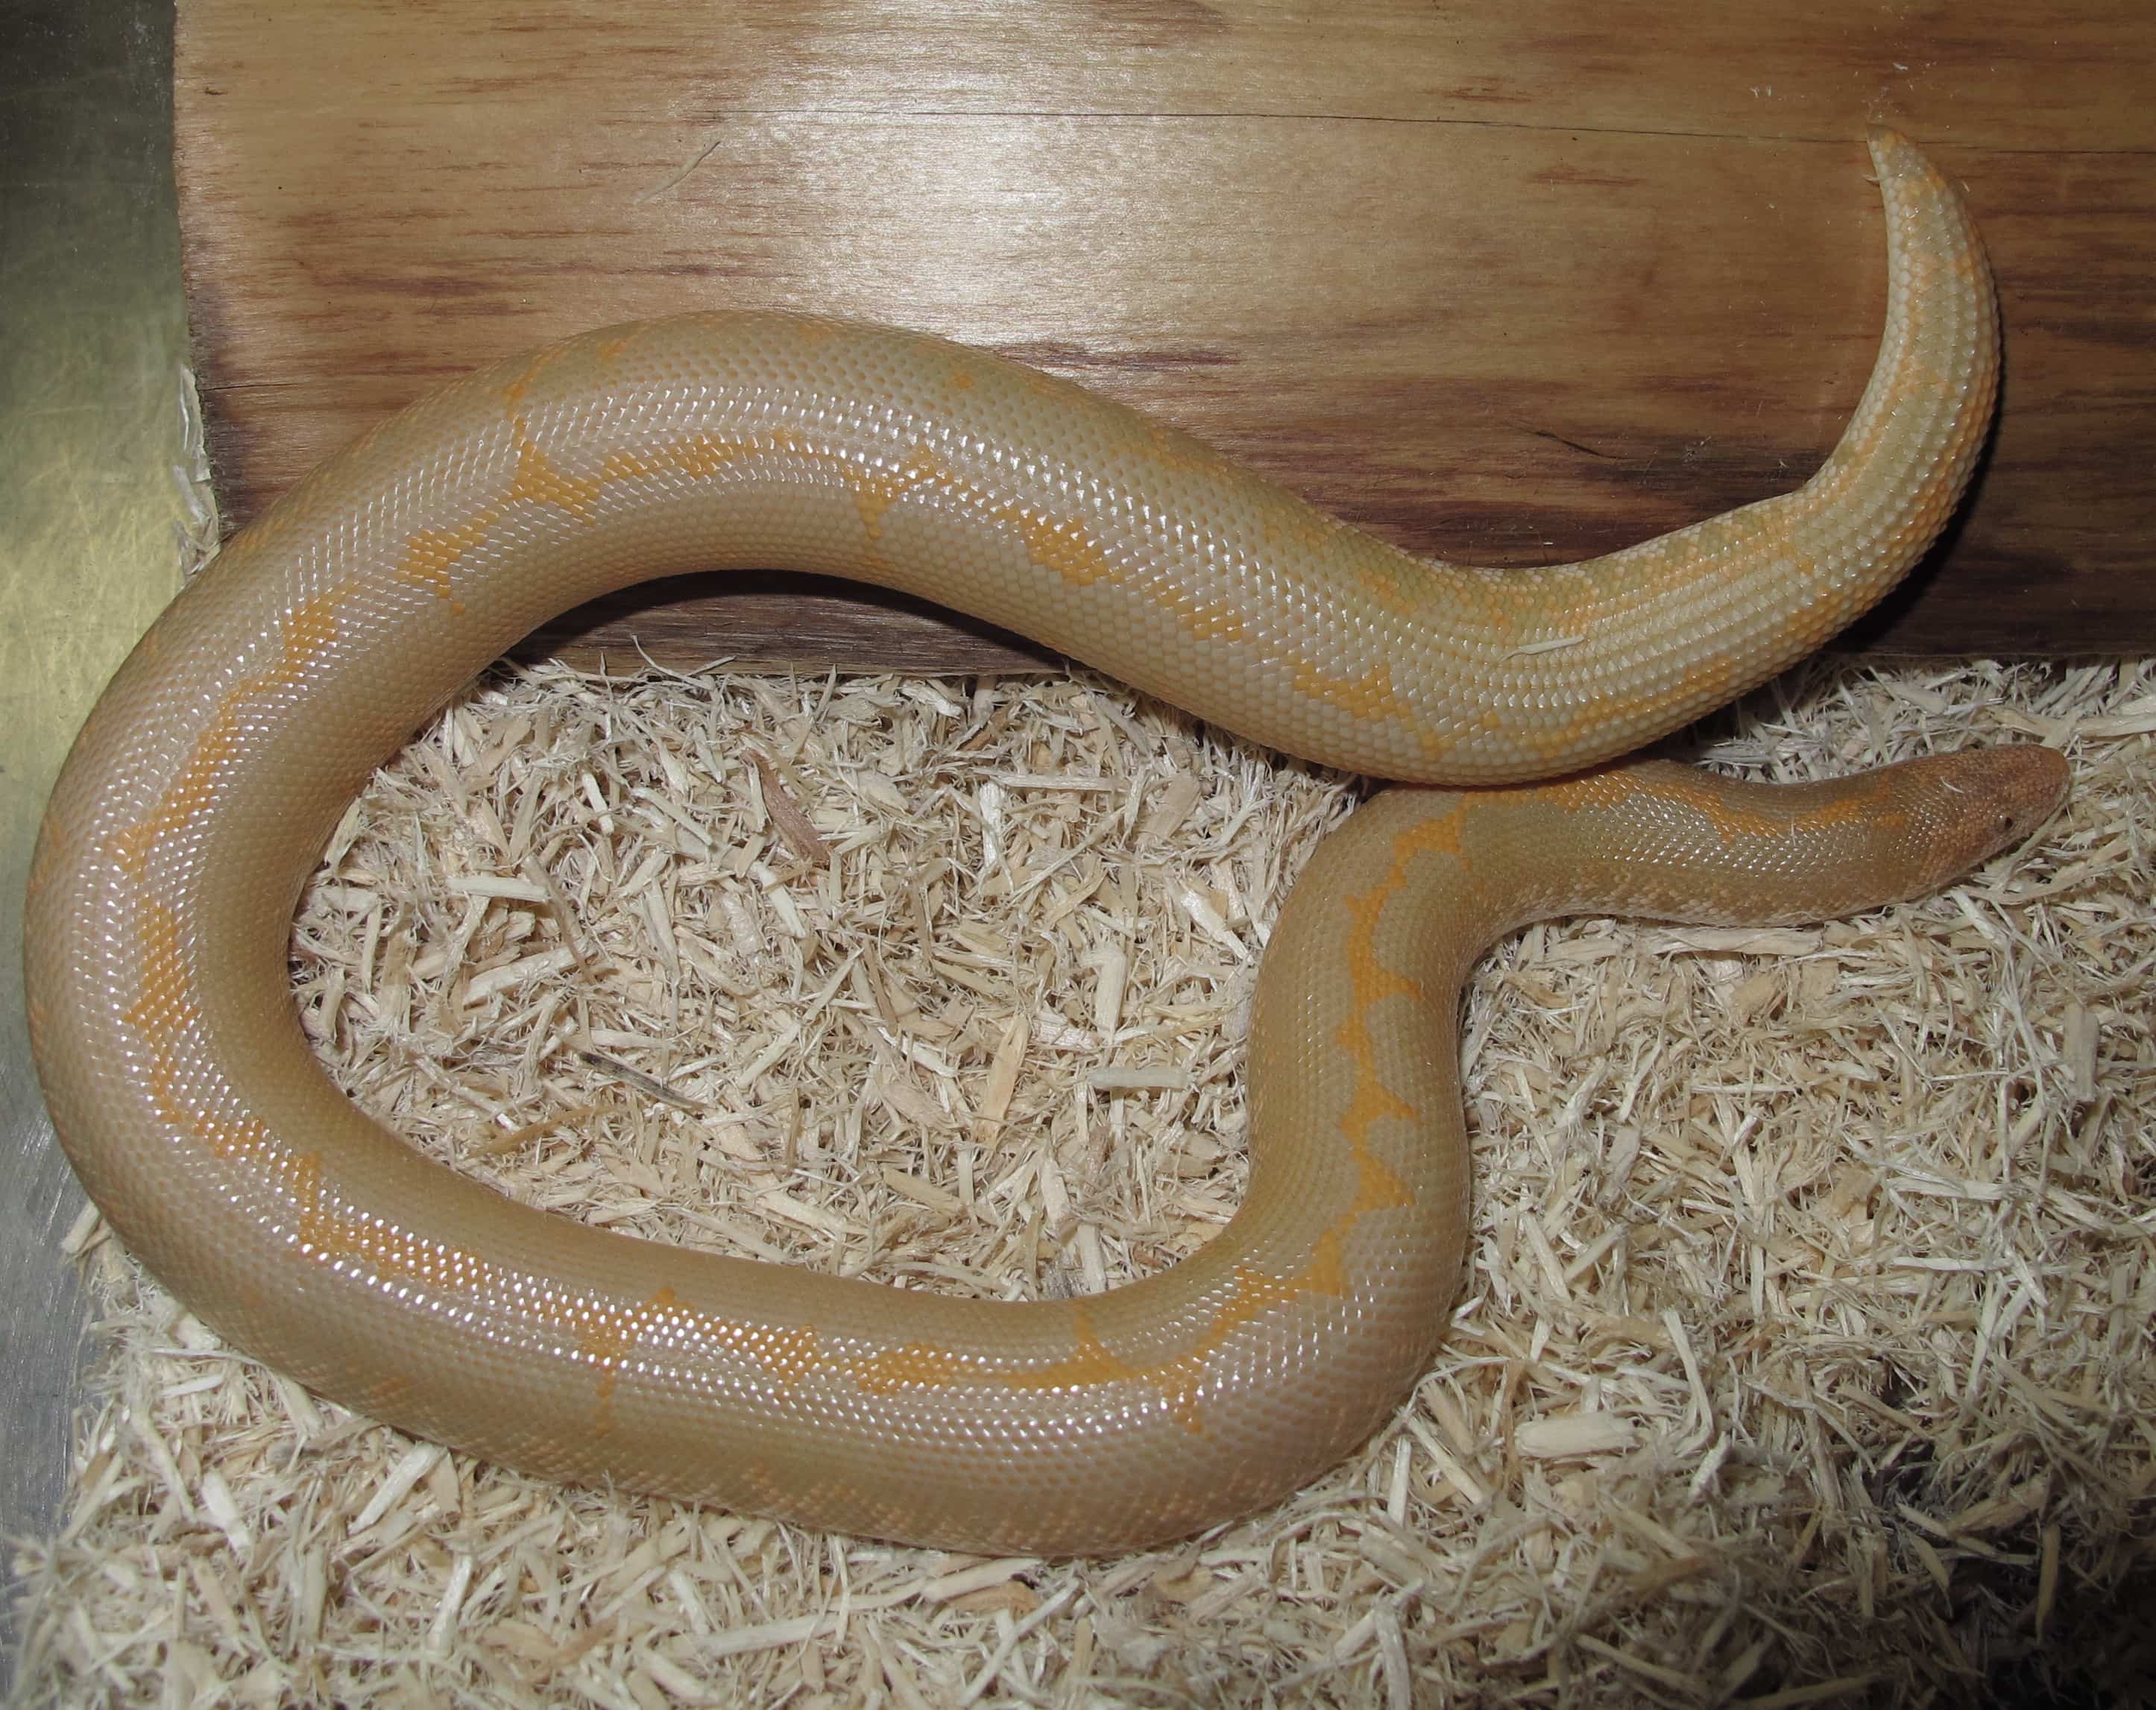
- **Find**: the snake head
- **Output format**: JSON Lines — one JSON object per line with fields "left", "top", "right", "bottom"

{"left": 1889, "top": 743, "right": 2070, "bottom": 895}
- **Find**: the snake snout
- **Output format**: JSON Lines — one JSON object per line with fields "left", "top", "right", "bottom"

{"left": 1974, "top": 742, "right": 2071, "bottom": 845}
{"left": 1911, "top": 743, "right": 2070, "bottom": 882}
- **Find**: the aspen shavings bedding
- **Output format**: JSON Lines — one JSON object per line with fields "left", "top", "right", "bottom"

{"left": 12, "top": 656, "right": 2154, "bottom": 1709}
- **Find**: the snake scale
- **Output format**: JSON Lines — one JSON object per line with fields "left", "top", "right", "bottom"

{"left": 26, "top": 131, "right": 2066, "bottom": 1553}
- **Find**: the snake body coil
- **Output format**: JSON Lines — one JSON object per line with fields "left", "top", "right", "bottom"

{"left": 25, "top": 133, "right": 2064, "bottom": 1553}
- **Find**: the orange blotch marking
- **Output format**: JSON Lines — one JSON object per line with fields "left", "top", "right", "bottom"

{"left": 1531, "top": 697, "right": 1647, "bottom": 769}
{"left": 505, "top": 427, "right": 605, "bottom": 523}
{"left": 109, "top": 900, "right": 848, "bottom": 1421}
{"left": 1331, "top": 1035, "right": 1418, "bottom": 1138}
{"left": 1053, "top": 806, "right": 1461, "bottom": 1430}
{"left": 593, "top": 328, "right": 642, "bottom": 370}
{"left": 1251, "top": 492, "right": 1337, "bottom": 556}
{"left": 1696, "top": 778, "right": 1882, "bottom": 842}
{"left": 120, "top": 929, "right": 215, "bottom": 1148}
{"left": 498, "top": 341, "right": 582, "bottom": 411}
{"left": 1182, "top": 600, "right": 1249, "bottom": 644}
{"left": 1351, "top": 558, "right": 1438, "bottom": 620}
{"left": 289, "top": 1149, "right": 331, "bottom": 1249}
{"left": 109, "top": 718, "right": 239, "bottom": 877}
{"left": 1288, "top": 658, "right": 1411, "bottom": 726}
{"left": 1147, "top": 1258, "right": 1347, "bottom": 1430}
{"left": 116, "top": 905, "right": 286, "bottom": 1170}
{"left": 1339, "top": 888, "right": 1422, "bottom": 1005}
{"left": 120, "top": 899, "right": 198, "bottom": 1042}
{"left": 845, "top": 1308, "right": 1211, "bottom": 1428}
{"left": 575, "top": 1285, "right": 690, "bottom": 1436}
{"left": 1299, "top": 1227, "right": 1351, "bottom": 1297}
{"left": 113, "top": 899, "right": 516, "bottom": 1309}
{"left": 1313, "top": 819, "right": 1470, "bottom": 1239}
{"left": 844, "top": 441, "right": 1129, "bottom": 589}
{"left": 453, "top": 407, "right": 1446, "bottom": 745}
{"left": 688, "top": 426, "right": 804, "bottom": 479}
{"left": 1671, "top": 651, "right": 1740, "bottom": 708}
{"left": 1348, "top": 1138, "right": 1416, "bottom": 1215}
{"left": 111, "top": 592, "right": 347, "bottom": 879}
{"left": 1326, "top": 819, "right": 1449, "bottom": 1209}
{"left": 1558, "top": 766, "right": 1888, "bottom": 845}
{"left": 851, "top": 444, "right": 951, "bottom": 546}
{"left": 1008, "top": 1312, "right": 1144, "bottom": 1393}
{"left": 1018, "top": 510, "right": 1118, "bottom": 587}
{"left": 402, "top": 411, "right": 728, "bottom": 611}
{"left": 1404, "top": 807, "right": 1469, "bottom": 861}
{"left": 740, "top": 1322, "right": 824, "bottom": 1387}
{"left": 400, "top": 515, "right": 492, "bottom": 610}
{"left": 849, "top": 1339, "right": 972, "bottom": 1394}
{"left": 1531, "top": 649, "right": 1750, "bottom": 767}
{"left": 1408, "top": 705, "right": 1504, "bottom": 766}
{"left": 1115, "top": 413, "right": 1229, "bottom": 480}
{"left": 596, "top": 447, "right": 659, "bottom": 485}
{"left": 851, "top": 1307, "right": 1140, "bottom": 1399}
{"left": 117, "top": 892, "right": 271, "bottom": 1164}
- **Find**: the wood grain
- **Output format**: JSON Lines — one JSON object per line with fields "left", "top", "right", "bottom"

{"left": 175, "top": 1, "right": 2155, "bottom": 663}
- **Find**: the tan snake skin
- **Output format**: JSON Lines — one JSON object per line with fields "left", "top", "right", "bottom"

{"left": 25, "top": 132, "right": 2067, "bottom": 1553}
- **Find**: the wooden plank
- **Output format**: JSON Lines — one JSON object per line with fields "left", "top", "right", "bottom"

{"left": 175, "top": 1, "right": 2156, "bottom": 663}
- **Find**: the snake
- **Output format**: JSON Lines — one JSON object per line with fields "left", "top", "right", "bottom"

{"left": 25, "top": 130, "right": 2066, "bottom": 1555}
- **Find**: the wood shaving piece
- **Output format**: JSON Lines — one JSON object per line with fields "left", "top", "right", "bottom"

{"left": 578, "top": 1051, "right": 705, "bottom": 1113}
{"left": 972, "top": 1010, "right": 1030, "bottom": 1146}
{"left": 1086, "top": 1066, "right": 1192, "bottom": 1093}
{"left": 1515, "top": 1413, "right": 1639, "bottom": 1460}
{"left": 748, "top": 747, "right": 833, "bottom": 867}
